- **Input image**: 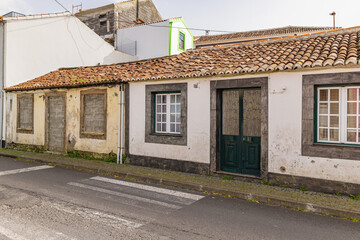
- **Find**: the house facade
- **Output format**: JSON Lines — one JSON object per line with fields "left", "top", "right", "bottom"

{"left": 5, "top": 85, "right": 124, "bottom": 156}
{"left": 116, "top": 17, "right": 193, "bottom": 59}
{"left": 5, "top": 26, "right": 360, "bottom": 195}
{"left": 76, "top": 0, "right": 162, "bottom": 43}
{"left": 0, "top": 12, "right": 138, "bottom": 147}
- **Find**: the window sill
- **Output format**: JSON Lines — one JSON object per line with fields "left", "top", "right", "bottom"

{"left": 150, "top": 133, "right": 183, "bottom": 137}
{"left": 17, "top": 128, "right": 33, "bottom": 134}
{"left": 313, "top": 142, "right": 360, "bottom": 148}
{"left": 80, "top": 132, "right": 106, "bottom": 140}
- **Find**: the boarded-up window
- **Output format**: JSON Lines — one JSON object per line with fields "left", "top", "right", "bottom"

{"left": 17, "top": 94, "right": 34, "bottom": 134}
{"left": 80, "top": 90, "right": 107, "bottom": 139}
{"left": 243, "top": 89, "right": 261, "bottom": 137}
{"left": 222, "top": 90, "right": 240, "bottom": 136}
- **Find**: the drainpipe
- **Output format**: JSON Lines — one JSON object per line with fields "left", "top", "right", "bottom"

{"left": 0, "top": 21, "right": 6, "bottom": 149}
{"left": 117, "top": 84, "right": 125, "bottom": 164}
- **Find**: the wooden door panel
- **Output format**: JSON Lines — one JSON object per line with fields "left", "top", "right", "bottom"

{"left": 220, "top": 88, "right": 261, "bottom": 176}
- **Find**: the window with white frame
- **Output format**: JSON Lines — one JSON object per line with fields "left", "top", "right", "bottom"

{"left": 317, "top": 86, "right": 360, "bottom": 144}
{"left": 155, "top": 93, "right": 181, "bottom": 134}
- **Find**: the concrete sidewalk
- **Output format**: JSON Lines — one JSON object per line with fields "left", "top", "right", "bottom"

{"left": 0, "top": 149, "right": 359, "bottom": 221}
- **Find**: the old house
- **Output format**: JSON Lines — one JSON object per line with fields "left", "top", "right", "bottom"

{"left": 76, "top": 0, "right": 162, "bottom": 44}
{"left": 194, "top": 26, "right": 338, "bottom": 48}
{"left": 116, "top": 17, "right": 193, "bottom": 59}
{"left": 0, "top": 12, "right": 138, "bottom": 147}
{"left": 6, "top": 26, "right": 360, "bottom": 195}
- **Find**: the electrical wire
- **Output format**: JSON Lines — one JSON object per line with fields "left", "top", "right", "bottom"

{"left": 54, "top": 0, "right": 71, "bottom": 13}
{"left": 53, "top": 0, "right": 236, "bottom": 34}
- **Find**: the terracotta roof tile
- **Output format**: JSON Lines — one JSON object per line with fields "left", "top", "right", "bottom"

{"left": 195, "top": 26, "right": 340, "bottom": 46}
{"left": 7, "top": 26, "right": 360, "bottom": 92}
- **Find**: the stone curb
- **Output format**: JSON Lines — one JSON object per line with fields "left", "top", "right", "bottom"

{"left": 1, "top": 152, "right": 359, "bottom": 221}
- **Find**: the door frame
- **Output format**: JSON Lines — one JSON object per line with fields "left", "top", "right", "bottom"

{"left": 210, "top": 77, "right": 268, "bottom": 179}
{"left": 45, "top": 92, "right": 67, "bottom": 153}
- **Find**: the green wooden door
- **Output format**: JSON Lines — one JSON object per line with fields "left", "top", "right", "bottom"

{"left": 220, "top": 88, "right": 261, "bottom": 176}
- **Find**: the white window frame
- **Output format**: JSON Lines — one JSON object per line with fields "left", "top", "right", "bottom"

{"left": 317, "top": 86, "right": 360, "bottom": 145}
{"left": 155, "top": 93, "right": 181, "bottom": 134}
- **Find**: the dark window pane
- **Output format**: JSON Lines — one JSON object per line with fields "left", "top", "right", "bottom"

{"left": 330, "top": 116, "right": 339, "bottom": 127}
{"left": 348, "top": 116, "right": 357, "bottom": 128}
{"left": 170, "top": 124, "right": 175, "bottom": 132}
{"left": 347, "top": 102, "right": 357, "bottom": 114}
{"left": 319, "top": 103, "right": 328, "bottom": 114}
{"left": 319, "top": 128, "right": 328, "bottom": 140}
{"left": 176, "top": 124, "right": 181, "bottom": 133}
{"left": 330, "top": 129, "right": 339, "bottom": 141}
{"left": 319, "top": 89, "right": 328, "bottom": 101}
{"left": 330, "top": 89, "right": 339, "bottom": 101}
{"left": 348, "top": 88, "right": 357, "bottom": 101}
{"left": 330, "top": 103, "right": 339, "bottom": 114}
{"left": 347, "top": 130, "right": 357, "bottom": 142}
{"left": 319, "top": 116, "right": 328, "bottom": 127}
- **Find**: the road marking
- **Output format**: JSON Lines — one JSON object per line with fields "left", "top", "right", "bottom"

{"left": 0, "top": 165, "right": 54, "bottom": 177}
{"left": 0, "top": 225, "right": 28, "bottom": 240}
{"left": 51, "top": 203, "right": 143, "bottom": 229}
{"left": 68, "top": 182, "right": 182, "bottom": 210}
{"left": 91, "top": 176, "right": 205, "bottom": 201}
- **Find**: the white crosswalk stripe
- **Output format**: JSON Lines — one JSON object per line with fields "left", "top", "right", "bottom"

{"left": 68, "top": 176, "right": 205, "bottom": 214}
{"left": 68, "top": 182, "right": 182, "bottom": 210}
{"left": 91, "top": 176, "right": 205, "bottom": 201}
{"left": 0, "top": 165, "right": 54, "bottom": 177}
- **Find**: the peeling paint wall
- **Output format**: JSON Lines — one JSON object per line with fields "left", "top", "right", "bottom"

{"left": 6, "top": 86, "right": 120, "bottom": 155}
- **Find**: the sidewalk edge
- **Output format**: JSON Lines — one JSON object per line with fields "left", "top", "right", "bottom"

{"left": 1, "top": 152, "right": 359, "bottom": 221}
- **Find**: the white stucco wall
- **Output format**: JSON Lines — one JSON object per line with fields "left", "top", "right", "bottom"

{"left": 169, "top": 20, "right": 193, "bottom": 55}
{"left": 268, "top": 68, "right": 360, "bottom": 185}
{"left": 129, "top": 79, "right": 210, "bottom": 164}
{"left": 129, "top": 68, "right": 360, "bottom": 184}
{"left": 4, "top": 14, "right": 137, "bottom": 88}
{"left": 116, "top": 20, "right": 169, "bottom": 60}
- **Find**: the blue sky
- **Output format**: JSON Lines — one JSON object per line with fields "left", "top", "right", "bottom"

{"left": 1, "top": 0, "right": 360, "bottom": 36}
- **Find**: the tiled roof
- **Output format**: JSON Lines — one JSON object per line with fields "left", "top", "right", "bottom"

{"left": 195, "top": 26, "right": 339, "bottom": 45}
{"left": 6, "top": 26, "right": 360, "bottom": 91}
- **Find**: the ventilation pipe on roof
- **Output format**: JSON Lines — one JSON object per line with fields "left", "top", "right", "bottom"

{"left": 136, "top": 0, "right": 139, "bottom": 23}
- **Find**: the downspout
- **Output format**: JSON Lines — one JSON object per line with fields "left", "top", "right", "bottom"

{"left": 117, "top": 84, "right": 125, "bottom": 164}
{"left": 0, "top": 20, "right": 6, "bottom": 149}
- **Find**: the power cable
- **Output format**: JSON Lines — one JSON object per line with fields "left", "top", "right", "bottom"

{"left": 54, "top": 0, "right": 236, "bottom": 34}
{"left": 54, "top": 0, "right": 71, "bottom": 13}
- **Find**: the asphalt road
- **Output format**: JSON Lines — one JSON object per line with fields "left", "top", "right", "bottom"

{"left": 0, "top": 156, "right": 359, "bottom": 240}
